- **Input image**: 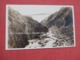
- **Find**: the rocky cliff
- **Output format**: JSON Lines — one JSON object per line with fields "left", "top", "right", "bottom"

{"left": 41, "top": 7, "right": 74, "bottom": 38}
{"left": 8, "top": 7, "right": 48, "bottom": 48}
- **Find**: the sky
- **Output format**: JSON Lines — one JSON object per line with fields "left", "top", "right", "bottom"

{"left": 7, "top": 5, "right": 72, "bottom": 22}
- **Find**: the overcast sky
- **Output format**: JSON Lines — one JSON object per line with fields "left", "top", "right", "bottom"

{"left": 7, "top": 5, "right": 72, "bottom": 22}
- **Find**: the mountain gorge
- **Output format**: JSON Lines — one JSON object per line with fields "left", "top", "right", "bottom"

{"left": 8, "top": 7, "right": 74, "bottom": 48}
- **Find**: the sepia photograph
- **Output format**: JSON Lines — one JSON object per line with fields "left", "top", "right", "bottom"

{"left": 6, "top": 5, "right": 75, "bottom": 50}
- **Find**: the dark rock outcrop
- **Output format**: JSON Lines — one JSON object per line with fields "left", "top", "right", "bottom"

{"left": 23, "top": 16, "right": 48, "bottom": 39}
{"left": 8, "top": 7, "right": 48, "bottom": 48}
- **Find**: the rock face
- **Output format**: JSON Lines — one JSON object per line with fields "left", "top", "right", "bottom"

{"left": 41, "top": 7, "right": 74, "bottom": 38}
{"left": 8, "top": 7, "right": 48, "bottom": 48}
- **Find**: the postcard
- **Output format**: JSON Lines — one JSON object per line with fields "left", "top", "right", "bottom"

{"left": 6, "top": 5, "right": 75, "bottom": 50}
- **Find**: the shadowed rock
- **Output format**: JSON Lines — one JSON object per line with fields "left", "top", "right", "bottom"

{"left": 8, "top": 7, "right": 48, "bottom": 48}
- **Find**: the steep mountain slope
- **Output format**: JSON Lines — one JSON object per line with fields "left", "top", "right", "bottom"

{"left": 8, "top": 7, "right": 48, "bottom": 48}
{"left": 41, "top": 7, "right": 74, "bottom": 38}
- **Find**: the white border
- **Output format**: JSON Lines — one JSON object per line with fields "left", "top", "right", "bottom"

{"left": 6, "top": 5, "right": 76, "bottom": 50}
{"left": 6, "top": 5, "right": 8, "bottom": 50}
